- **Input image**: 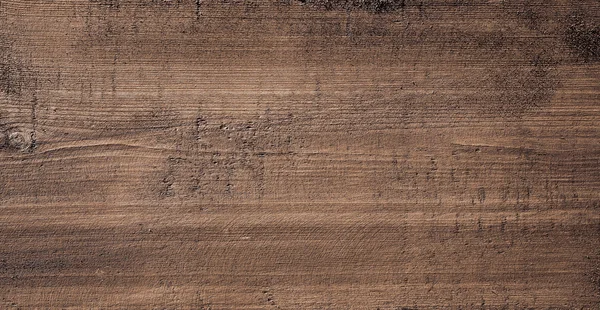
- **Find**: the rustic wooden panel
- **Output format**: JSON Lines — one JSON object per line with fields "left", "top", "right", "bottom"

{"left": 0, "top": 0, "right": 599, "bottom": 308}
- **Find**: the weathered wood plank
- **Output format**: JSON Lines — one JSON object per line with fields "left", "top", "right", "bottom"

{"left": 0, "top": 0, "right": 599, "bottom": 308}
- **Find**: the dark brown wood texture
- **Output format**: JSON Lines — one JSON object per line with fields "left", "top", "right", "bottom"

{"left": 0, "top": 0, "right": 599, "bottom": 308}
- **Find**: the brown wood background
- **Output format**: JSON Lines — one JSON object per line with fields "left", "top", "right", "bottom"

{"left": 0, "top": 0, "right": 599, "bottom": 308}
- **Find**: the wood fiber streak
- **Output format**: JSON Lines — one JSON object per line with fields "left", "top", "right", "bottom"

{"left": 0, "top": 0, "right": 599, "bottom": 309}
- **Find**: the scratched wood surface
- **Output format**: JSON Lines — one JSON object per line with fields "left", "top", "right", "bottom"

{"left": 0, "top": 0, "right": 599, "bottom": 309}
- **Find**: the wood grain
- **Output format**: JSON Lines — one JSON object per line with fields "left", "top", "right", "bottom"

{"left": 0, "top": 0, "right": 599, "bottom": 308}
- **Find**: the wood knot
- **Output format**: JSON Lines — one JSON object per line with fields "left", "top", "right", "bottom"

{"left": 6, "top": 130, "right": 33, "bottom": 151}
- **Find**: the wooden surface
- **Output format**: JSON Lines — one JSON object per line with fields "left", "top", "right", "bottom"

{"left": 1, "top": 0, "right": 599, "bottom": 308}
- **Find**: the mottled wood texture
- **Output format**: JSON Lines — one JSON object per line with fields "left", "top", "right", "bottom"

{"left": 0, "top": 0, "right": 599, "bottom": 309}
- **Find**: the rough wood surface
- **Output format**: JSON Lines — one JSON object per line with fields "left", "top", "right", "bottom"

{"left": 1, "top": 0, "right": 599, "bottom": 308}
